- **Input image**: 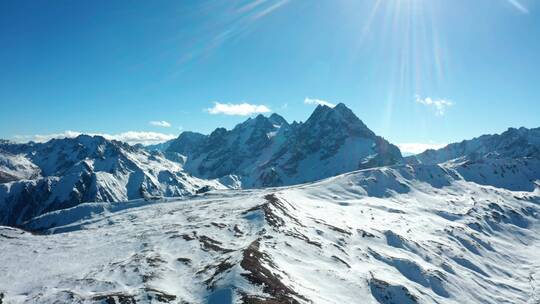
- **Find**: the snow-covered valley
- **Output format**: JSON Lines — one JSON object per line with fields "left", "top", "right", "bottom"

{"left": 1, "top": 160, "right": 539, "bottom": 303}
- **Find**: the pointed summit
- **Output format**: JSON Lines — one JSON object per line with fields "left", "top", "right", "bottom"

{"left": 234, "top": 113, "right": 282, "bottom": 132}
{"left": 333, "top": 102, "right": 353, "bottom": 114}
{"left": 269, "top": 113, "right": 288, "bottom": 126}
{"left": 308, "top": 102, "right": 354, "bottom": 120}
{"left": 304, "top": 103, "right": 374, "bottom": 137}
{"left": 166, "top": 102, "right": 403, "bottom": 187}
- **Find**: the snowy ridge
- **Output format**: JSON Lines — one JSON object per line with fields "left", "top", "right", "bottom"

{"left": 409, "top": 127, "right": 540, "bottom": 165}
{"left": 1, "top": 161, "right": 539, "bottom": 303}
{"left": 0, "top": 135, "right": 226, "bottom": 226}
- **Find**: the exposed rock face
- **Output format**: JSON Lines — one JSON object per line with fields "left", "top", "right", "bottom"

{"left": 0, "top": 135, "right": 224, "bottom": 226}
{"left": 166, "top": 103, "right": 403, "bottom": 187}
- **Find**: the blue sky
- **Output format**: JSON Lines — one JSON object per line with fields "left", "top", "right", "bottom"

{"left": 1, "top": 0, "right": 539, "bottom": 153}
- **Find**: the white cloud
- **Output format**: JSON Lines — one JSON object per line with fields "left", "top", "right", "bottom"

{"left": 110, "top": 131, "right": 176, "bottom": 145}
{"left": 13, "top": 131, "right": 82, "bottom": 143}
{"left": 415, "top": 95, "right": 454, "bottom": 116}
{"left": 13, "top": 131, "right": 176, "bottom": 145}
{"left": 251, "top": 0, "right": 289, "bottom": 20}
{"left": 149, "top": 120, "right": 172, "bottom": 128}
{"left": 206, "top": 102, "right": 271, "bottom": 116}
{"left": 304, "top": 97, "right": 335, "bottom": 108}
{"left": 507, "top": 0, "right": 529, "bottom": 14}
{"left": 397, "top": 143, "right": 447, "bottom": 155}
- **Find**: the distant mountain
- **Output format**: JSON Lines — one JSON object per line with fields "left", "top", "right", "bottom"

{"left": 406, "top": 127, "right": 540, "bottom": 191}
{"left": 144, "top": 140, "right": 173, "bottom": 152}
{"left": 0, "top": 135, "right": 225, "bottom": 226}
{"left": 166, "top": 103, "right": 403, "bottom": 187}
{"left": 4, "top": 109, "right": 537, "bottom": 229}
{"left": 408, "top": 127, "right": 540, "bottom": 164}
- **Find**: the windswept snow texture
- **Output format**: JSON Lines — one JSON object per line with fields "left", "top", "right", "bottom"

{"left": 0, "top": 135, "right": 226, "bottom": 226}
{"left": 166, "top": 103, "right": 402, "bottom": 188}
{"left": 1, "top": 162, "right": 539, "bottom": 303}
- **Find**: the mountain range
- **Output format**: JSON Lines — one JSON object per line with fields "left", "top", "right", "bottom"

{"left": 1, "top": 103, "right": 539, "bottom": 227}
{"left": 1, "top": 138, "right": 539, "bottom": 304}
{"left": 163, "top": 103, "right": 402, "bottom": 187}
{"left": 0, "top": 135, "right": 225, "bottom": 226}
{"left": 1, "top": 103, "right": 540, "bottom": 303}
{"left": 409, "top": 126, "right": 540, "bottom": 164}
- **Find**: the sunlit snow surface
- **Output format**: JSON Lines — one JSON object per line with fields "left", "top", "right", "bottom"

{"left": 1, "top": 163, "right": 540, "bottom": 303}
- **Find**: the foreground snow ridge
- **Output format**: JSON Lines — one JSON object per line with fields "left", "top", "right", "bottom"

{"left": 1, "top": 164, "right": 539, "bottom": 304}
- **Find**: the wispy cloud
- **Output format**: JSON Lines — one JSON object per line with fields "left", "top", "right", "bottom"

{"left": 179, "top": 1, "right": 289, "bottom": 64}
{"left": 507, "top": 0, "right": 529, "bottom": 14}
{"left": 236, "top": 0, "right": 268, "bottom": 14}
{"left": 149, "top": 120, "right": 172, "bottom": 128}
{"left": 13, "top": 131, "right": 83, "bottom": 143}
{"left": 250, "top": 0, "right": 289, "bottom": 20}
{"left": 13, "top": 131, "right": 176, "bottom": 145}
{"left": 304, "top": 97, "right": 336, "bottom": 108}
{"left": 397, "top": 142, "right": 447, "bottom": 155}
{"left": 110, "top": 131, "right": 176, "bottom": 145}
{"left": 415, "top": 95, "right": 454, "bottom": 116}
{"left": 206, "top": 102, "right": 271, "bottom": 116}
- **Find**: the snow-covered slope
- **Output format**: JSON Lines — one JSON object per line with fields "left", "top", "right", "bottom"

{"left": 0, "top": 135, "right": 226, "bottom": 226}
{"left": 1, "top": 159, "right": 539, "bottom": 303}
{"left": 166, "top": 103, "right": 402, "bottom": 187}
{"left": 0, "top": 151, "right": 41, "bottom": 183}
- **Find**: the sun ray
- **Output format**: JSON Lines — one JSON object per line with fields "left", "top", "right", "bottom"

{"left": 507, "top": 0, "right": 529, "bottom": 14}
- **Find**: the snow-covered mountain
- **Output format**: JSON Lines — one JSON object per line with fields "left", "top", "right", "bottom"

{"left": 166, "top": 103, "right": 403, "bottom": 187}
{"left": 1, "top": 158, "right": 539, "bottom": 303}
{"left": 405, "top": 127, "right": 540, "bottom": 192}
{"left": 408, "top": 127, "right": 540, "bottom": 164}
{"left": 0, "top": 135, "right": 225, "bottom": 226}
{"left": 1, "top": 120, "right": 539, "bottom": 303}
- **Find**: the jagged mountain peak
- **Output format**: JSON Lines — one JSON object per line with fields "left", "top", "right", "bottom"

{"left": 500, "top": 126, "right": 540, "bottom": 141}
{"left": 302, "top": 103, "right": 376, "bottom": 142}
{"left": 166, "top": 103, "right": 402, "bottom": 187}
{"left": 306, "top": 103, "right": 371, "bottom": 132}
{"left": 268, "top": 113, "right": 288, "bottom": 126}
{"left": 209, "top": 127, "right": 228, "bottom": 138}
{"left": 165, "top": 131, "right": 206, "bottom": 156}
{"left": 234, "top": 113, "right": 288, "bottom": 132}
{"left": 175, "top": 131, "right": 206, "bottom": 142}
